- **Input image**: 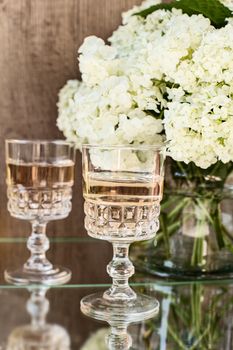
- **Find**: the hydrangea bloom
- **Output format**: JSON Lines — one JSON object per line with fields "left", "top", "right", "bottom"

{"left": 57, "top": 0, "right": 233, "bottom": 169}
{"left": 220, "top": 0, "right": 233, "bottom": 11}
{"left": 164, "top": 84, "right": 233, "bottom": 167}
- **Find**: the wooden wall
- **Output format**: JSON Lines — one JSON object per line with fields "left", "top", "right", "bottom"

{"left": 0, "top": 0, "right": 143, "bottom": 238}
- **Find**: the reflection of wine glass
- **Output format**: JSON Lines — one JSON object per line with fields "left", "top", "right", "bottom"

{"left": 5, "top": 140, "right": 75, "bottom": 286}
{"left": 6, "top": 288, "right": 71, "bottom": 350}
{"left": 81, "top": 289, "right": 160, "bottom": 350}
{"left": 81, "top": 323, "right": 132, "bottom": 350}
{"left": 81, "top": 144, "right": 165, "bottom": 322}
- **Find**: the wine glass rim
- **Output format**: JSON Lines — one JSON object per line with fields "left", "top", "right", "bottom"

{"left": 5, "top": 139, "right": 75, "bottom": 146}
{"left": 82, "top": 143, "right": 166, "bottom": 151}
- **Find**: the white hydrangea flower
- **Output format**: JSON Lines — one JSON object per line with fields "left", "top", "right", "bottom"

{"left": 57, "top": 80, "right": 82, "bottom": 144}
{"left": 57, "top": 75, "right": 163, "bottom": 152}
{"left": 220, "top": 0, "right": 233, "bottom": 11}
{"left": 79, "top": 36, "right": 120, "bottom": 86}
{"left": 192, "top": 23, "right": 233, "bottom": 84}
{"left": 116, "top": 110, "right": 163, "bottom": 144}
{"left": 57, "top": 0, "right": 233, "bottom": 169}
{"left": 164, "top": 84, "right": 233, "bottom": 168}
{"left": 146, "top": 11, "right": 211, "bottom": 81}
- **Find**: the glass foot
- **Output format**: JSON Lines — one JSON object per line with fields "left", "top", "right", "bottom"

{"left": 81, "top": 292, "right": 159, "bottom": 324}
{"left": 6, "top": 324, "right": 70, "bottom": 349}
{"left": 4, "top": 266, "right": 71, "bottom": 286}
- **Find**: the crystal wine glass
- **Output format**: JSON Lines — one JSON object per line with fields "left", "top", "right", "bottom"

{"left": 81, "top": 144, "right": 165, "bottom": 322}
{"left": 5, "top": 140, "right": 75, "bottom": 286}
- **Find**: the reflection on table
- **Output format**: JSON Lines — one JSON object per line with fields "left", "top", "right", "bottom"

{"left": 0, "top": 283, "right": 232, "bottom": 349}
{"left": 5, "top": 288, "right": 70, "bottom": 350}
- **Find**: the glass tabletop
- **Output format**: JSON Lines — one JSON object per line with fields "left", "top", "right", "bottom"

{"left": 0, "top": 283, "right": 233, "bottom": 349}
{"left": 0, "top": 238, "right": 232, "bottom": 349}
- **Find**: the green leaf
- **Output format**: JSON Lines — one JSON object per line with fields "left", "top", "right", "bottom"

{"left": 211, "top": 201, "right": 226, "bottom": 249}
{"left": 152, "top": 78, "right": 180, "bottom": 89}
{"left": 135, "top": 0, "right": 233, "bottom": 29}
{"left": 160, "top": 213, "right": 171, "bottom": 256}
{"left": 145, "top": 109, "right": 164, "bottom": 119}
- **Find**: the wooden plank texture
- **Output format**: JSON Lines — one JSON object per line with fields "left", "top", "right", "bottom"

{"left": 0, "top": 0, "right": 143, "bottom": 238}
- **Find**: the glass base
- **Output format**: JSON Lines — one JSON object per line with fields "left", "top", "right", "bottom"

{"left": 80, "top": 292, "right": 159, "bottom": 324}
{"left": 132, "top": 244, "right": 233, "bottom": 280}
{"left": 6, "top": 324, "right": 70, "bottom": 349}
{"left": 4, "top": 266, "right": 71, "bottom": 286}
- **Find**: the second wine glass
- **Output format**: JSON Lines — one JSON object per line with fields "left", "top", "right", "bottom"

{"left": 5, "top": 140, "right": 75, "bottom": 286}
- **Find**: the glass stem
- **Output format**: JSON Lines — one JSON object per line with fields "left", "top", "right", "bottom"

{"left": 27, "top": 288, "right": 49, "bottom": 329}
{"left": 107, "top": 324, "right": 132, "bottom": 350}
{"left": 104, "top": 243, "right": 136, "bottom": 301}
{"left": 24, "top": 221, "right": 53, "bottom": 272}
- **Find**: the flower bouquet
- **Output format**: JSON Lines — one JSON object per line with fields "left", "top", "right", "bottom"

{"left": 57, "top": 0, "right": 233, "bottom": 277}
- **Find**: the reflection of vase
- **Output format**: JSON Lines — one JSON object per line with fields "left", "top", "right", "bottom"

{"left": 132, "top": 160, "right": 233, "bottom": 278}
{"left": 137, "top": 284, "right": 233, "bottom": 350}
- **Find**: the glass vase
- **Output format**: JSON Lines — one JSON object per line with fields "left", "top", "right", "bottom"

{"left": 132, "top": 160, "right": 233, "bottom": 279}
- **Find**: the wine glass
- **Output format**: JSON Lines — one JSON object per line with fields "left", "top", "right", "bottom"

{"left": 81, "top": 144, "right": 165, "bottom": 322}
{"left": 5, "top": 140, "right": 75, "bottom": 286}
{"left": 6, "top": 287, "right": 71, "bottom": 350}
